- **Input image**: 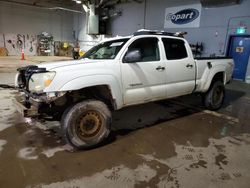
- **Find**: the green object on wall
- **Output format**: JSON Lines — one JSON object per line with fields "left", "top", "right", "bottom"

{"left": 236, "top": 27, "right": 246, "bottom": 34}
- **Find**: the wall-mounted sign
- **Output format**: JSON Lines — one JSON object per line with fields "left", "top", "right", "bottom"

{"left": 236, "top": 47, "right": 244, "bottom": 53}
{"left": 236, "top": 27, "right": 246, "bottom": 34}
{"left": 164, "top": 4, "right": 201, "bottom": 28}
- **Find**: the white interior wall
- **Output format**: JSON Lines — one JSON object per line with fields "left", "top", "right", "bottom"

{"left": 0, "top": 2, "right": 74, "bottom": 41}
{"left": 166, "top": 1, "right": 250, "bottom": 56}
{"left": 73, "top": 12, "right": 109, "bottom": 52}
{"left": 74, "top": 0, "right": 250, "bottom": 56}
{"left": 110, "top": 0, "right": 250, "bottom": 57}
{"left": 0, "top": 1, "right": 75, "bottom": 55}
{"left": 73, "top": 1, "right": 200, "bottom": 51}
{"left": 1, "top": 0, "right": 249, "bottom": 56}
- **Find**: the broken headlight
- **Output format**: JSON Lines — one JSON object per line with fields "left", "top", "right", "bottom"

{"left": 28, "top": 72, "right": 56, "bottom": 93}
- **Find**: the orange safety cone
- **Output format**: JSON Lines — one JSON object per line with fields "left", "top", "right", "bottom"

{"left": 21, "top": 49, "right": 25, "bottom": 60}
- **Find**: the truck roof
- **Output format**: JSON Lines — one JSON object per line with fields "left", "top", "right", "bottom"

{"left": 100, "top": 36, "right": 131, "bottom": 43}
{"left": 100, "top": 30, "right": 187, "bottom": 43}
{"left": 133, "top": 29, "right": 187, "bottom": 38}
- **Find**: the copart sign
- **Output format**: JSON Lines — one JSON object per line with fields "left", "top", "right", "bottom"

{"left": 164, "top": 4, "right": 201, "bottom": 28}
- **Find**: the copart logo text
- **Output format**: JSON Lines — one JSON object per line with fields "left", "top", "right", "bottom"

{"left": 166, "top": 9, "right": 199, "bottom": 24}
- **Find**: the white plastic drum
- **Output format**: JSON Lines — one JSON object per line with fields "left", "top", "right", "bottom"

{"left": 245, "top": 54, "right": 250, "bottom": 84}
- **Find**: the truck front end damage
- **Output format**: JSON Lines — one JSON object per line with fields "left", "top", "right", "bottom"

{"left": 14, "top": 66, "right": 66, "bottom": 118}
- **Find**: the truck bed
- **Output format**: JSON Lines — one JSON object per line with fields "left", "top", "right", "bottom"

{"left": 194, "top": 58, "right": 234, "bottom": 92}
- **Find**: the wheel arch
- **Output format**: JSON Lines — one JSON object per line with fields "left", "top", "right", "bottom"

{"left": 202, "top": 66, "right": 226, "bottom": 92}
{"left": 57, "top": 75, "right": 123, "bottom": 110}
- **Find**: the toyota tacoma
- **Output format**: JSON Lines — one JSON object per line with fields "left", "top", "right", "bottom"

{"left": 14, "top": 30, "right": 234, "bottom": 149}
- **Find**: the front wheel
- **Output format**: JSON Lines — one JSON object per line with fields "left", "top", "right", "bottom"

{"left": 202, "top": 81, "right": 225, "bottom": 111}
{"left": 61, "top": 100, "right": 111, "bottom": 149}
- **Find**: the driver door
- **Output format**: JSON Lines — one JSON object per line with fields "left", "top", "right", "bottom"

{"left": 121, "top": 37, "right": 167, "bottom": 105}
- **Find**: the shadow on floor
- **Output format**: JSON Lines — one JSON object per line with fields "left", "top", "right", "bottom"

{"left": 14, "top": 85, "right": 248, "bottom": 150}
{"left": 103, "top": 88, "right": 246, "bottom": 147}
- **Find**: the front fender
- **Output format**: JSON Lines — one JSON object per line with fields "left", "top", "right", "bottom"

{"left": 45, "top": 75, "right": 124, "bottom": 109}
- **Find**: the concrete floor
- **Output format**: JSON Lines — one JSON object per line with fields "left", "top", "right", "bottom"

{"left": 0, "top": 56, "right": 250, "bottom": 188}
{"left": 0, "top": 56, "right": 72, "bottom": 85}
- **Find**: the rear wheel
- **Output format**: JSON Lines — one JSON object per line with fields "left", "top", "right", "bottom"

{"left": 203, "top": 81, "right": 225, "bottom": 110}
{"left": 61, "top": 100, "right": 111, "bottom": 149}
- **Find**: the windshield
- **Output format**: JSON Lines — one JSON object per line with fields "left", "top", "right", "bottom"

{"left": 82, "top": 38, "right": 129, "bottom": 60}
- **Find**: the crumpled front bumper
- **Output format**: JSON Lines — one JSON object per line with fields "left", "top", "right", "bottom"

{"left": 13, "top": 96, "right": 38, "bottom": 117}
{"left": 14, "top": 65, "right": 66, "bottom": 117}
{"left": 13, "top": 89, "right": 67, "bottom": 117}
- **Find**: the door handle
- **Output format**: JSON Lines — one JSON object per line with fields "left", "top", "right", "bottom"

{"left": 156, "top": 66, "right": 165, "bottom": 71}
{"left": 186, "top": 64, "right": 193, "bottom": 68}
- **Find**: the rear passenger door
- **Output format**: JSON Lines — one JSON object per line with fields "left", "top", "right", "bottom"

{"left": 162, "top": 37, "right": 196, "bottom": 98}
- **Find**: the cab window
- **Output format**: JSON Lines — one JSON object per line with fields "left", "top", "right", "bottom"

{"left": 82, "top": 38, "right": 129, "bottom": 60}
{"left": 162, "top": 38, "right": 188, "bottom": 60}
{"left": 126, "top": 37, "right": 160, "bottom": 62}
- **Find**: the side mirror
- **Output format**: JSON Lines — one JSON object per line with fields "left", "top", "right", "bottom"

{"left": 123, "top": 49, "right": 142, "bottom": 63}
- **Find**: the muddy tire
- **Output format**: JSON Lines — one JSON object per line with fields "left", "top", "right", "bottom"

{"left": 203, "top": 81, "right": 225, "bottom": 111}
{"left": 61, "top": 100, "right": 111, "bottom": 149}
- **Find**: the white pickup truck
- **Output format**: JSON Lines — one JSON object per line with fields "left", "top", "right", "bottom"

{"left": 15, "top": 30, "right": 234, "bottom": 149}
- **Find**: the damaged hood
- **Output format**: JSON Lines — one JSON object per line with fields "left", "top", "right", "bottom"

{"left": 38, "top": 58, "right": 120, "bottom": 92}
{"left": 37, "top": 59, "right": 106, "bottom": 71}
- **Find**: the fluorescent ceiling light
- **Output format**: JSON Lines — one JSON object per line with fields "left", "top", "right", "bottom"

{"left": 82, "top": 4, "right": 88, "bottom": 12}
{"left": 76, "top": 0, "right": 81, "bottom": 4}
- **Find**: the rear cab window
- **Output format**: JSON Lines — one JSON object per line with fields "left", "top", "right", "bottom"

{"left": 162, "top": 38, "right": 188, "bottom": 60}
